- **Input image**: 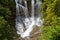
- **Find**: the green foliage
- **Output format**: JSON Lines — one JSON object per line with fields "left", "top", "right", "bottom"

{"left": 0, "top": 5, "right": 11, "bottom": 18}
{"left": 0, "top": 16, "right": 7, "bottom": 28}
{"left": 41, "top": 0, "right": 57, "bottom": 26}
{"left": 0, "top": 0, "right": 15, "bottom": 40}
{"left": 38, "top": 0, "right": 60, "bottom": 40}
{"left": 38, "top": 25, "right": 60, "bottom": 40}
{"left": 0, "top": 0, "right": 15, "bottom": 7}
{"left": 55, "top": 0, "right": 60, "bottom": 17}
{"left": 0, "top": 8, "right": 13, "bottom": 40}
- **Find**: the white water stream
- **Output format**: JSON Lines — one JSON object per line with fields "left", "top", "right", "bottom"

{"left": 15, "top": 0, "right": 43, "bottom": 38}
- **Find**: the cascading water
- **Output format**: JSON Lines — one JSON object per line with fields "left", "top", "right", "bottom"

{"left": 15, "top": 0, "right": 43, "bottom": 39}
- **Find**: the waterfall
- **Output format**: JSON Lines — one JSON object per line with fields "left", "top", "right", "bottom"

{"left": 24, "top": 0, "right": 28, "bottom": 18}
{"left": 31, "top": 0, "right": 34, "bottom": 18}
{"left": 15, "top": 0, "right": 43, "bottom": 38}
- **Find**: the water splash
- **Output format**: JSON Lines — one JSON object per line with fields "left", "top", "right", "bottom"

{"left": 15, "top": 0, "right": 43, "bottom": 38}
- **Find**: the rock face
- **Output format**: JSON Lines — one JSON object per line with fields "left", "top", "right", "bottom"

{"left": 30, "top": 26, "right": 40, "bottom": 40}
